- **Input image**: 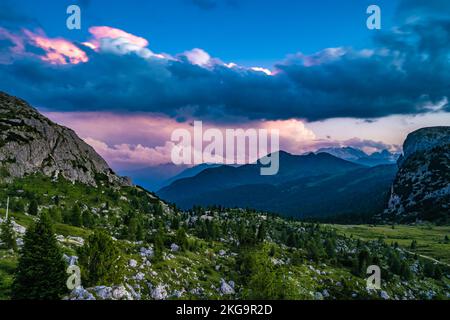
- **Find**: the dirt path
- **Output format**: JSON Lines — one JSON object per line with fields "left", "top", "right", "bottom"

{"left": 403, "top": 249, "right": 450, "bottom": 268}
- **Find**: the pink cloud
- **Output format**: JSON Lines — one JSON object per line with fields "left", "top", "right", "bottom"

{"left": 183, "top": 48, "right": 212, "bottom": 67}
{"left": 24, "top": 29, "right": 88, "bottom": 65}
{"left": 0, "top": 28, "right": 88, "bottom": 65}
{"left": 44, "top": 111, "right": 401, "bottom": 169}
{"left": 84, "top": 137, "right": 175, "bottom": 169}
{"left": 44, "top": 111, "right": 320, "bottom": 169}
{"left": 84, "top": 26, "right": 149, "bottom": 51}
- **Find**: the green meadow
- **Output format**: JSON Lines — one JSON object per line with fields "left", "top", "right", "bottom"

{"left": 331, "top": 224, "right": 450, "bottom": 265}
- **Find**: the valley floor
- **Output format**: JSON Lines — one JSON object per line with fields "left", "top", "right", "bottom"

{"left": 331, "top": 224, "right": 450, "bottom": 265}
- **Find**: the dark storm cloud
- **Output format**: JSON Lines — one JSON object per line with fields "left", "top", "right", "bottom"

{"left": 0, "top": 15, "right": 449, "bottom": 122}
{"left": 396, "top": 0, "right": 450, "bottom": 21}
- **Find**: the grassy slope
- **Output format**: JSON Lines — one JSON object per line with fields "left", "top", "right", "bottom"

{"left": 331, "top": 224, "right": 450, "bottom": 265}
{"left": 1, "top": 174, "right": 449, "bottom": 300}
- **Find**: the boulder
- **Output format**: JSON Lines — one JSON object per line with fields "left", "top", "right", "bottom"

{"left": 129, "top": 259, "right": 138, "bottom": 268}
{"left": 170, "top": 243, "right": 180, "bottom": 252}
{"left": 220, "top": 279, "right": 235, "bottom": 295}
{"left": 151, "top": 285, "right": 168, "bottom": 300}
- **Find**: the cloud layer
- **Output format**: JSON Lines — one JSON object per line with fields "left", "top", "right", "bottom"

{"left": 0, "top": 11, "right": 449, "bottom": 122}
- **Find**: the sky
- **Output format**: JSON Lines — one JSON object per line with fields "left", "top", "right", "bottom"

{"left": 0, "top": 0, "right": 449, "bottom": 170}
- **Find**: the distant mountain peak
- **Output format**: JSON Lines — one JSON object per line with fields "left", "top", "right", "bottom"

{"left": 316, "top": 146, "right": 368, "bottom": 161}
{"left": 316, "top": 146, "right": 398, "bottom": 167}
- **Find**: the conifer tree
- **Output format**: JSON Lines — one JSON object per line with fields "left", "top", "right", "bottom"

{"left": 78, "top": 229, "right": 124, "bottom": 287}
{"left": 0, "top": 217, "right": 17, "bottom": 251}
{"left": 12, "top": 213, "right": 67, "bottom": 299}
{"left": 175, "top": 227, "right": 188, "bottom": 251}
{"left": 70, "top": 204, "right": 82, "bottom": 227}
{"left": 153, "top": 227, "right": 165, "bottom": 261}
{"left": 28, "top": 199, "right": 38, "bottom": 216}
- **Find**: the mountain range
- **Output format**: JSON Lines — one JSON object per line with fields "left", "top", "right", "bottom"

{"left": 158, "top": 151, "right": 398, "bottom": 218}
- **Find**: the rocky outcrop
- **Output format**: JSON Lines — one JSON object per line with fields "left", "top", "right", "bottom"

{"left": 0, "top": 92, "right": 130, "bottom": 187}
{"left": 384, "top": 127, "right": 450, "bottom": 223}
{"left": 398, "top": 127, "right": 450, "bottom": 166}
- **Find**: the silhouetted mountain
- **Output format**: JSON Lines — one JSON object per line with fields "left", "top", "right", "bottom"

{"left": 157, "top": 151, "right": 381, "bottom": 216}
{"left": 316, "top": 147, "right": 367, "bottom": 161}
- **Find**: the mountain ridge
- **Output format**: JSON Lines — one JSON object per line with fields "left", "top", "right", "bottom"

{"left": 0, "top": 92, "right": 130, "bottom": 187}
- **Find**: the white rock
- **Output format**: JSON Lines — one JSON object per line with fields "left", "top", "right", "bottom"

{"left": 112, "top": 285, "right": 133, "bottom": 300}
{"left": 172, "top": 289, "right": 185, "bottom": 298}
{"left": 171, "top": 243, "right": 180, "bottom": 252}
{"left": 220, "top": 279, "right": 235, "bottom": 295}
{"left": 125, "top": 283, "right": 141, "bottom": 300}
{"left": 140, "top": 247, "right": 154, "bottom": 258}
{"left": 314, "top": 292, "right": 324, "bottom": 300}
{"left": 16, "top": 238, "right": 24, "bottom": 247}
{"left": 151, "top": 285, "right": 168, "bottom": 300}
{"left": 134, "top": 272, "right": 145, "bottom": 281}
{"left": 66, "top": 236, "right": 84, "bottom": 246}
{"left": 380, "top": 291, "right": 390, "bottom": 300}
{"left": 69, "top": 287, "right": 95, "bottom": 300}
{"left": 129, "top": 259, "right": 138, "bottom": 268}
{"left": 12, "top": 221, "right": 26, "bottom": 235}
{"left": 93, "top": 286, "right": 113, "bottom": 299}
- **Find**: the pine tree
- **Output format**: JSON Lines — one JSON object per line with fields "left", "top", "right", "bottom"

{"left": 175, "top": 228, "right": 188, "bottom": 251}
{"left": 70, "top": 204, "right": 82, "bottom": 227}
{"left": 256, "top": 222, "right": 267, "bottom": 243}
{"left": 28, "top": 199, "right": 38, "bottom": 216}
{"left": 12, "top": 213, "right": 67, "bottom": 299}
{"left": 82, "top": 210, "right": 94, "bottom": 228}
{"left": 0, "top": 217, "right": 17, "bottom": 251}
{"left": 400, "top": 261, "right": 412, "bottom": 280}
{"left": 78, "top": 229, "right": 124, "bottom": 287}
{"left": 154, "top": 202, "right": 164, "bottom": 216}
{"left": 47, "top": 207, "right": 61, "bottom": 223}
{"left": 127, "top": 217, "right": 138, "bottom": 241}
{"left": 153, "top": 228, "right": 165, "bottom": 261}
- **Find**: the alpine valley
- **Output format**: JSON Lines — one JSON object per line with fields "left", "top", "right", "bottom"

{"left": 0, "top": 92, "right": 449, "bottom": 301}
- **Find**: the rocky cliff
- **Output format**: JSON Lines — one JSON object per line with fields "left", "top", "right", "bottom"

{"left": 384, "top": 127, "right": 450, "bottom": 223}
{"left": 0, "top": 92, "right": 130, "bottom": 187}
